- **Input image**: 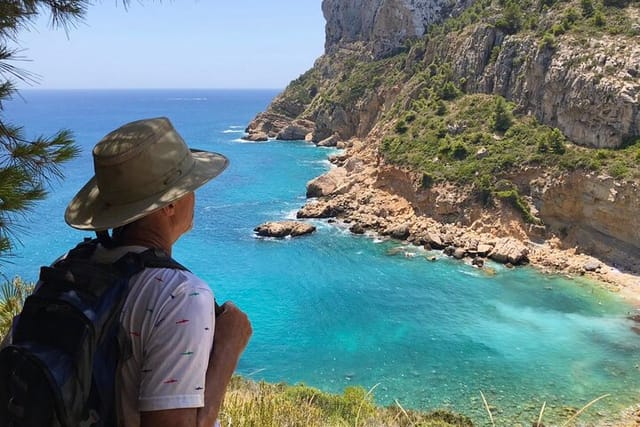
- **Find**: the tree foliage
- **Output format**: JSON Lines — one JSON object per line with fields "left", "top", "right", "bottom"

{"left": 491, "top": 96, "right": 513, "bottom": 132}
{"left": 0, "top": 276, "right": 33, "bottom": 340}
{"left": 0, "top": 1, "right": 92, "bottom": 264}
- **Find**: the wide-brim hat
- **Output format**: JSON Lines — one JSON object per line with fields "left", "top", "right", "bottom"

{"left": 65, "top": 117, "right": 229, "bottom": 231}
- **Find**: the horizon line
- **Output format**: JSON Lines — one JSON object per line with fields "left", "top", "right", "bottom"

{"left": 16, "top": 87, "right": 286, "bottom": 91}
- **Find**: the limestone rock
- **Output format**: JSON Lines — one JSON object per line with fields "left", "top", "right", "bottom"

{"left": 349, "top": 223, "right": 366, "bottom": 234}
{"left": 254, "top": 221, "right": 316, "bottom": 238}
{"left": 387, "top": 224, "right": 410, "bottom": 240}
{"left": 297, "top": 202, "right": 341, "bottom": 219}
{"left": 472, "top": 257, "right": 485, "bottom": 268}
{"left": 276, "top": 119, "right": 315, "bottom": 141}
{"left": 306, "top": 168, "right": 348, "bottom": 198}
{"left": 245, "top": 112, "right": 291, "bottom": 139}
{"left": 476, "top": 244, "right": 493, "bottom": 257}
{"left": 425, "top": 232, "right": 445, "bottom": 249}
{"left": 243, "top": 132, "right": 268, "bottom": 142}
{"left": 489, "top": 238, "right": 529, "bottom": 265}
{"left": 322, "top": 0, "right": 468, "bottom": 59}
{"left": 317, "top": 133, "right": 340, "bottom": 147}
{"left": 453, "top": 247, "right": 466, "bottom": 259}
{"left": 584, "top": 261, "right": 601, "bottom": 272}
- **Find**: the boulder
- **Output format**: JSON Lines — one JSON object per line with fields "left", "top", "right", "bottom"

{"left": 276, "top": 119, "right": 315, "bottom": 141}
{"left": 489, "top": 238, "right": 529, "bottom": 265}
{"left": 254, "top": 221, "right": 316, "bottom": 238}
{"left": 387, "top": 224, "right": 410, "bottom": 240}
{"left": 243, "top": 132, "right": 268, "bottom": 142}
{"left": 317, "top": 133, "right": 340, "bottom": 147}
{"left": 349, "top": 223, "right": 366, "bottom": 234}
{"left": 472, "top": 257, "right": 485, "bottom": 268}
{"left": 453, "top": 247, "right": 466, "bottom": 259}
{"left": 306, "top": 168, "right": 348, "bottom": 198}
{"left": 476, "top": 147, "right": 489, "bottom": 159}
{"left": 425, "top": 232, "right": 445, "bottom": 249}
{"left": 245, "top": 112, "right": 291, "bottom": 139}
{"left": 583, "top": 261, "right": 601, "bottom": 272}
{"left": 297, "top": 202, "right": 340, "bottom": 219}
{"left": 476, "top": 244, "right": 493, "bottom": 257}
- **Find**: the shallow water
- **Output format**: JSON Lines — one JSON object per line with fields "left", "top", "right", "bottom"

{"left": 4, "top": 89, "right": 640, "bottom": 425}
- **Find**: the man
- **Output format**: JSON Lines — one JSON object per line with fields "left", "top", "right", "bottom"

{"left": 63, "top": 117, "right": 252, "bottom": 426}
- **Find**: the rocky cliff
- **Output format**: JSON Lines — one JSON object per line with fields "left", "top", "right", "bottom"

{"left": 246, "top": 0, "right": 640, "bottom": 273}
{"left": 322, "top": 0, "right": 464, "bottom": 58}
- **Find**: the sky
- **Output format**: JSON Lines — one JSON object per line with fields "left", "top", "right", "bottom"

{"left": 12, "top": 1, "right": 326, "bottom": 89}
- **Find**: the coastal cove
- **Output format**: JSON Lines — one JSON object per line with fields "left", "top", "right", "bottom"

{"left": 4, "top": 89, "right": 640, "bottom": 425}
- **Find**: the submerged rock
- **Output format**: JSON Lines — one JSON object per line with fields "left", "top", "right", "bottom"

{"left": 254, "top": 221, "right": 316, "bottom": 238}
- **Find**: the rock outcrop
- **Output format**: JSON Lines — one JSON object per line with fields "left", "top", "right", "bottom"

{"left": 254, "top": 221, "right": 316, "bottom": 238}
{"left": 322, "top": 0, "right": 470, "bottom": 58}
{"left": 424, "top": 26, "right": 640, "bottom": 148}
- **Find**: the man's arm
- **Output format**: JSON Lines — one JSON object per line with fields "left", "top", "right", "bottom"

{"left": 197, "top": 301, "right": 252, "bottom": 427}
{"left": 140, "top": 302, "right": 251, "bottom": 427}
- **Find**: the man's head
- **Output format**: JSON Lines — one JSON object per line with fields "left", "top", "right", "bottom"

{"left": 65, "top": 117, "right": 228, "bottom": 232}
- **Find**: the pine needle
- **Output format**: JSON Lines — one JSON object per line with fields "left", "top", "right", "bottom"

{"left": 480, "top": 391, "right": 495, "bottom": 427}
{"left": 561, "top": 394, "right": 610, "bottom": 427}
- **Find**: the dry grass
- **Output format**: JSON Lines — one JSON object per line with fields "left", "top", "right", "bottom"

{"left": 219, "top": 377, "right": 473, "bottom": 427}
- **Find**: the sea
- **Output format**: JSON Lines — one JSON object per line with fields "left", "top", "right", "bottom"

{"left": 3, "top": 89, "right": 640, "bottom": 426}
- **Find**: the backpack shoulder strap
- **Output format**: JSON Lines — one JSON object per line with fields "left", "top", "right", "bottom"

{"left": 134, "top": 248, "right": 190, "bottom": 272}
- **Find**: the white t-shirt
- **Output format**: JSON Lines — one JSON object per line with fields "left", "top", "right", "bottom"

{"left": 93, "top": 246, "right": 216, "bottom": 427}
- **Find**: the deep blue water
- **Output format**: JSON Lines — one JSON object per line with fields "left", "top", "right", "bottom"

{"left": 3, "top": 89, "right": 640, "bottom": 425}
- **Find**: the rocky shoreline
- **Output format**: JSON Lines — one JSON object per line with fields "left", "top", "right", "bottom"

{"left": 294, "top": 137, "right": 640, "bottom": 307}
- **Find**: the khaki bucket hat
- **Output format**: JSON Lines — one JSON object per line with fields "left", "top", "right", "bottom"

{"left": 65, "top": 117, "right": 229, "bottom": 231}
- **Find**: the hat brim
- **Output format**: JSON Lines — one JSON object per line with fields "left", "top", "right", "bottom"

{"left": 65, "top": 150, "right": 229, "bottom": 231}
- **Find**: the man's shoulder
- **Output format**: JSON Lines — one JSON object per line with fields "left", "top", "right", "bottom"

{"left": 135, "top": 266, "right": 213, "bottom": 298}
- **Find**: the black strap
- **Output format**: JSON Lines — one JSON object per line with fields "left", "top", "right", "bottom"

{"left": 70, "top": 239, "right": 224, "bottom": 317}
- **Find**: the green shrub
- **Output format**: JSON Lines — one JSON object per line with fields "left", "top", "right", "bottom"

{"left": 452, "top": 142, "right": 470, "bottom": 160}
{"left": 593, "top": 10, "right": 606, "bottom": 26}
{"left": 435, "top": 100, "right": 448, "bottom": 116}
{"left": 610, "top": 161, "right": 629, "bottom": 179}
{"left": 538, "top": 128, "right": 567, "bottom": 154}
{"left": 491, "top": 97, "right": 513, "bottom": 132}
{"left": 540, "top": 32, "right": 556, "bottom": 49}
{"left": 495, "top": 189, "right": 542, "bottom": 224}
{"left": 439, "top": 81, "right": 461, "bottom": 100}
{"left": 580, "top": 0, "right": 595, "bottom": 17}
{"left": 395, "top": 120, "right": 409, "bottom": 134}
{"left": 495, "top": 0, "right": 523, "bottom": 33}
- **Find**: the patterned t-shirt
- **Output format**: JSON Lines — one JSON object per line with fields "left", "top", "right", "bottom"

{"left": 93, "top": 246, "right": 215, "bottom": 427}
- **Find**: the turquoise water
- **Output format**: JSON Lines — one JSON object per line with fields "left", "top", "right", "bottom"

{"left": 4, "top": 90, "right": 640, "bottom": 425}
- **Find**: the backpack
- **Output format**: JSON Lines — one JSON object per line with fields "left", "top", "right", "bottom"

{"left": 0, "top": 239, "right": 190, "bottom": 427}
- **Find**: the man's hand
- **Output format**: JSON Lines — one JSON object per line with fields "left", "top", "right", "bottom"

{"left": 197, "top": 301, "right": 252, "bottom": 427}
{"left": 214, "top": 302, "right": 252, "bottom": 357}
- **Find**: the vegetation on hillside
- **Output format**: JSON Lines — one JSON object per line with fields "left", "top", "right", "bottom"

{"left": 274, "top": 0, "right": 640, "bottom": 222}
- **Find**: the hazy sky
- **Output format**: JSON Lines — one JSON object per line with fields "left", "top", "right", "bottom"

{"left": 13, "top": 1, "right": 326, "bottom": 89}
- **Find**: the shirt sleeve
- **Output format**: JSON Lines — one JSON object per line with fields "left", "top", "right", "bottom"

{"left": 137, "top": 272, "right": 215, "bottom": 412}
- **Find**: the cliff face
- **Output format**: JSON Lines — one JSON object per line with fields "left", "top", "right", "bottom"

{"left": 322, "top": 0, "right": 456, "bottom": 58}
{"left": 246, "top": 0, "right": 640, "bottom": 271}
{"left": 427, "top": 25, "right": 640, "bottom": 148}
